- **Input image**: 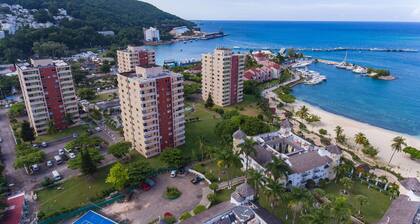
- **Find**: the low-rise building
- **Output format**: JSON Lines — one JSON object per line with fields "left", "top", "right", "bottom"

{"left": 143, "top": 27, "right": 160, "bottom": 42}
{"left": 169, "top": 26, "right": 190, "bottom": 37}
{"left": 244, "top": 52, "right": 281, "bottom": 83}
{"left": 233, "top": 120, "right": 342, "bottom": 187}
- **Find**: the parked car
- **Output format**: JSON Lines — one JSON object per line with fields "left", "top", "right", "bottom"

{"left": 64, "top": 147, "right": 72, "bottom": 154}
{"left": 41, "top": 142, "right": 48, "bottom": 147}
{"left": 32, "top": 144, "right": 39, "bottom": 148}
{"left": 58, "top": 149, "right": 65, "bottom": 156}
{"left": 95, "top": 127, "right": 102, "bottom": 132}
{"left": 178, "top": 167, "right": 186, "bottom": 175}
{"left": 170, "top": 170, "right": 177, "bottom": 178}
{"left": 54, "top": 155, "right": 63, "bottom": 165}
{"left": 52, "top": 170, "right": 62, "bottom": 181}
{"left": 140, "top": 182, "right": 151, "bottom": 191}
{"left": 0, "top": 137, "right": 3, "bottom": 143}
{"left": 68, "top": 152, "right": 76, "bottom": 159}
{"left": 46, "top": 160, "right": 53, "bottom": 168}
{"left": 191, "top": 176, "right": 204, "bottom": 185}
{"left": 145, "top": 178, "right": 156, "bottom": 187}
{"left": 31, "top": 164, "right": 40, "bottom": 172}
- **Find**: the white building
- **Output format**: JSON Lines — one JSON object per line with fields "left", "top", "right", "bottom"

{"left": 169, "top": 26, "right": 190, "bottom": 37}
{"left": 233, "top": 119, "right": 342, "bottom": 188}
{"left": 143, "top": 27, "right": 160, "bottom": 42}
{"left": 0, "top": 31, "right": 5, "bottom": 39}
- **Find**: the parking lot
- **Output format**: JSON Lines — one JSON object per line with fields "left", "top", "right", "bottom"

{"left": 102, "top": 173, "right": 207, "bottom": 224}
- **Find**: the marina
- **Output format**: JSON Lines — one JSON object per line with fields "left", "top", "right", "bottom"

{"left": 296, "top": 67, "right": 327, "bottom": 85}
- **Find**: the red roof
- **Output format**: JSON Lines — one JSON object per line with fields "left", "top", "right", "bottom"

{"left": 2, "top": 193, "right": 25, "bottom": 224}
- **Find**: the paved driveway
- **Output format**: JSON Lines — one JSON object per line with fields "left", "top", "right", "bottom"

{"left": 103, "top": 173, "right": 206, "bottom": 224}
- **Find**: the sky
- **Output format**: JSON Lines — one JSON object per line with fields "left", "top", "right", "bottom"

{"left": 142, "top": 0, "right": 420, "bottom": 22}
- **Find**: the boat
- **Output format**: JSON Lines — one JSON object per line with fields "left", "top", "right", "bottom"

{"left": 352, "top": 66, "right": 368, "bottom": 74}
{"left": 292, "top": 60, "right": 313, "bottom": 68}
{"left": 298, "top": 68, "right": 327, "bottom": 85}
{"left": 336, "top": 51, "right": 349, "bottom": 69}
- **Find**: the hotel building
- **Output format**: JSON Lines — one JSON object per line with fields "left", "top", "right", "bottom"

{"left": 201, "top": 48, "right": 245, "bottom": 107}
{"left": 17, "top": 59, "right": 79, "bottom": 135}
{"left": 117, "top": 46, "right": 156, "bottom": 73}
{"left": 117, "top": 65, "right": 185, "bottom": 158}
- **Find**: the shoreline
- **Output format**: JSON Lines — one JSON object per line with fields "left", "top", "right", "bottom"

{"left": 290, "top": 100, "right": 420, "bottom": 178}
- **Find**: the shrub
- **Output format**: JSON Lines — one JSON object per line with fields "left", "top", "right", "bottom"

{"left": 205, "top": 173, "right": 217, "bottom": 182}
{"left": 207, "top": 193, "right": 216, "bottom": 203}
{"left": 162, "top": 216, "right": 176, "bottom": 224}
{"left": 179, "top": 212, "right": 192, "bottom": 221}
{"left": 319, "top": 129, "right": 328, "bottom": 135}
{"left": 362, "top": 145, "right": 379, "bottom": 158}
{"left": 193, "top": 205, "right": 206, "bottom": 215}
{"left": 164, "top": 187, "right": 182, "bottom": 200}
{"left": 193, "top": 164, "right": 205, "bottom": 174}
{"left": 209, "top": 183, "right": 219, "bottom": 191}
{"left": 403, "top": 147, "right": 420, "bottom": 160}
{"left": 320, "top": 136, "right": 331, "bottom": 146}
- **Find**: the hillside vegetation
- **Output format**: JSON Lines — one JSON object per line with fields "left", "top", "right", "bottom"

{"left": 0, "top": 0, "right": 193, "bottom": 62}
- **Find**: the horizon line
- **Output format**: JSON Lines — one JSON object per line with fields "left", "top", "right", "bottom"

{"left": 190, "top": 19, "right": 420, "bottom": 23}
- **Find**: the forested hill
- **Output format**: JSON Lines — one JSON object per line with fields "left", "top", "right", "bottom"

{"left": 0, "top": 0, "right": 194, "bottom": 63}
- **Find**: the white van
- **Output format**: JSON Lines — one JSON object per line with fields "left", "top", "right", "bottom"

{"left": 54, "top": 155, "right": 63, "bottom": 164}
{"left": 52, "top": 170, "right": 61, "bottom": 181}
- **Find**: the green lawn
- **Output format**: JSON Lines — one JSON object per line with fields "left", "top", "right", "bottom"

{"left": 213, "top": 188, "right": 235, "bottom": 205}
{"left": 91, "top": 93, "right": 116, "bottom": 103}
{"left": 198, "top": 161, "right": 243, "bottom": 182}
{"left": 224, "top": 94, "right": 261, "bottom": 117}
{"left": 36, "top": 125, "right": 89, "bottom": 143}
{"left": 324, "top": 181, "right": 392, "bottom": 223}
{"left": 180, "top": 102, "right": 222, "bottom": 159}
{"left": 37, "top": 165, "right": 113, "bottom": 217}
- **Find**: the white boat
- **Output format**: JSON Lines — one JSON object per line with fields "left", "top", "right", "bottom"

{"left": 336, "top": 51, "right": 348, "bottom": 69}
{"left": 352, "top": 66, "right": 368, "bottom": 74}
{"left": 292, "top": 60, "right": 313, "bottom": 68}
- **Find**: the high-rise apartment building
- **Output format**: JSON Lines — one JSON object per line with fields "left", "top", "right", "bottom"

{"left": 201, "top": 48, "right": 245, "bottom": 107}
{"left": 117, "top": 46, "right": 156, "bottom": 73}
{"left": 17, "top": 59, "right": 79, "bottom": 135}
{"left": 117, "top": 65, "right": 185, "bottom": 158}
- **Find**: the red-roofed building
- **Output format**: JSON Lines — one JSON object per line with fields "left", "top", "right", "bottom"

{"left": 2, "top": 193, "right": 27, "bottom": 224}
{"left": 244, "top": 61, "right": 281, "bottom": 83}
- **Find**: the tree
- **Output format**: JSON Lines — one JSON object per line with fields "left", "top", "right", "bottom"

{"left": 99, "top": 61, "right": 111, "bottom": 73}
{"left": 355, "top": 194, "right": 368, "bottom": 215}
{"left": 302, "top": 206, "right": 331, "bottom": 224}
{"left": 33, "top": 9, "right": 53, "bottom": 23}
{"left": 248, "top": 169, "right": 264, "bottom": 197}
{"left": 296, "top": 105, "right": 310, "bottom": 121}
{"left": 14, "top": 144, "right": 45, "bottom": 168}
{"left": 20, "top": 121, "right": 35, "bottom": 143}
{"left": 127, "top": 160, "right": 154, "bottom": 185}
{"left": 334, "top": 126, "right": 346, "bottom": 144}
{"left": 47, "top": 120, "right": 58, "bottom": 135}
{"left": 8, "top": 103, "right": 25, "bottom": 118}
{"left": 328, "top": 196, "right": 352, "bottom": 224}
{"left": 160, "top": 148, "right": 185, "bottom": 168}
{"left": 33, "top": 41, "right": 68, "bottom": 58}
{"left": 80, "top": 148, "right": 97, "bottom": 175}
{"left": 68, "top": 148, "right": 104, "bottom": 174}
{"left": 288, "top": 200, "right": 304, "bottom": 224}
{"left": 216, "top": 148, "right": 242, "bottom": 188}
{"left": 77, "top": 88, "right": 97, "bottom": 100}
{"left": 106, "top": 162, "right": 129, "bottom": 190}
{"left": 238, "top": 138, "right": 257, "bottom": 180}
{"left": 389, "top": 136, "right": 407, "bottom": 165}
{"left": 266, "top": 156, "right": 290, "bottom": 182}
{"left": 339, "top": 177, "right": 353, "bottom": 194}
{"left": 205, "top": 94, "right": 214, "bottom": 108}
{"left": 108, "top": 142, "right": 131, "bottom": 159}
{"left": 354, "top": 132, "right": 369, "bottom": 147}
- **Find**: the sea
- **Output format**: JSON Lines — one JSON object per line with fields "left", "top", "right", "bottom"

{"left": 147, "top": 21, "right": 420, "bottom": 137}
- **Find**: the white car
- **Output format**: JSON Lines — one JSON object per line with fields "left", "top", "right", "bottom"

{"left": 46, "top": 160, "right": 53, "bottom": 168}
{"left": 95, "top": 127, "right": 102, "bottom": 132}
{"left": 68, "top": 152, "right": 76, "bottom": 159}
{"left": 0, "top": 138, "right": 3, "bottom": 143}
{"left": 58, "top": 149, "right": 65, "bottom": 156}
{"left": 170, "top": 170, "right": 177, "bottom": 178}
{"left": 41, "top": 142, "right": 48, "bottom": 147}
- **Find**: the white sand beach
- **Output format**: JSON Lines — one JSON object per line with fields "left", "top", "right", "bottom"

{"left": 291, "top": 100, "right": 420, "bottom": 178}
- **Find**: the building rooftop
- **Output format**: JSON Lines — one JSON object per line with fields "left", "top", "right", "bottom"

{"left": 378, "top": 195, "right": 420, "bottom": 224}
{"left": 326, "top": 145, "right": 342, "bottom": 155}
{"left": 287, "top": 151, "right": 332, "bottom": 173}
{"left": 251, "top": 144, "right": 274, "bottom": 167}
{"left": 401, "top": 178, "right": 420, "bottom": 197}
{"left": 235, "top": 183, "right": 256, "bottom": 198}
{"left": 233, "top": 129, "right": 247, "bottom": 140}
{"left": 2, "top": 193, "right": 26, "bottom": 224}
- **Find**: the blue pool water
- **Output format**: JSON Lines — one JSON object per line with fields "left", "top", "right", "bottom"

{"left": 149, "top": 21, "right": 420, "bottom": 136}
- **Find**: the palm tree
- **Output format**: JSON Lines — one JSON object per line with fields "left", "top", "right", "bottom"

{"left": 290, "top": 188, "right": 314, "bottom": 213}
{"left": 216, "top": 148, "right": 242, "bottom": 188}
{"left": 354, "top": 132, "right": 369, "bottom": 147}
{"left": 388, "top": 136, "right": 407, "bottom": 165}
{"left": 266, "top": 157, "right": 291, "bottom": 182}
{"left": 296, "top": 105, "right": 310, "bottom": 122}
{"left": 355, "top": 194, "right": 368, "bottom": 215}
{"left": 339, "top": 177, "right": 353, "bottom": 195}
{"left": 329, "top": 196, "right": 352, "bottom": 224}
{"left": 302, "top": 207, "right": 331, "bottom": 224}
{"left": 248, "top": 169, "right": 264, "bottom": 197}
{"left": 238, "top": 138, "right": 257, "bottom": 180}
{"left": 288, "top": 200, "right": 304, "bottom": 224}
{"left": 334, "top": 126, "right": 346, "bottom": 144}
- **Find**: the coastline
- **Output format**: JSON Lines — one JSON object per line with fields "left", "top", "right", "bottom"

{"left": 290, "top": 100, "right": 420, "bottom": 178}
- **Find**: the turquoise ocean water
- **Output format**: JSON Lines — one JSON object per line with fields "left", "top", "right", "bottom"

{"left": 148, "top": 21, "right": 420, "bottom": 136}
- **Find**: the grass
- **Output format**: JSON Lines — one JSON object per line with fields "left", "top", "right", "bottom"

{"left": 37, "top": 165, "right": 113, "bottom": 217}
{"left": 35, "top": 125, "right": 89, "bottom": 143}
{"left": 198, "top": 161, "right": 243, "bottom": 182}
{"left": 91, "top": 93, "right": 116, "bottom": 103}
{"left": 224, "top": 94, "right": 261, "bottom": 117}
{"left": 324, "top": 181, "right": 392, "bottom": 223}
{"left": 180, "top": 101, "right": 222, "bottom": 159}
{"left": 213, "top": 188, "right": 235, "bottom": 205}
